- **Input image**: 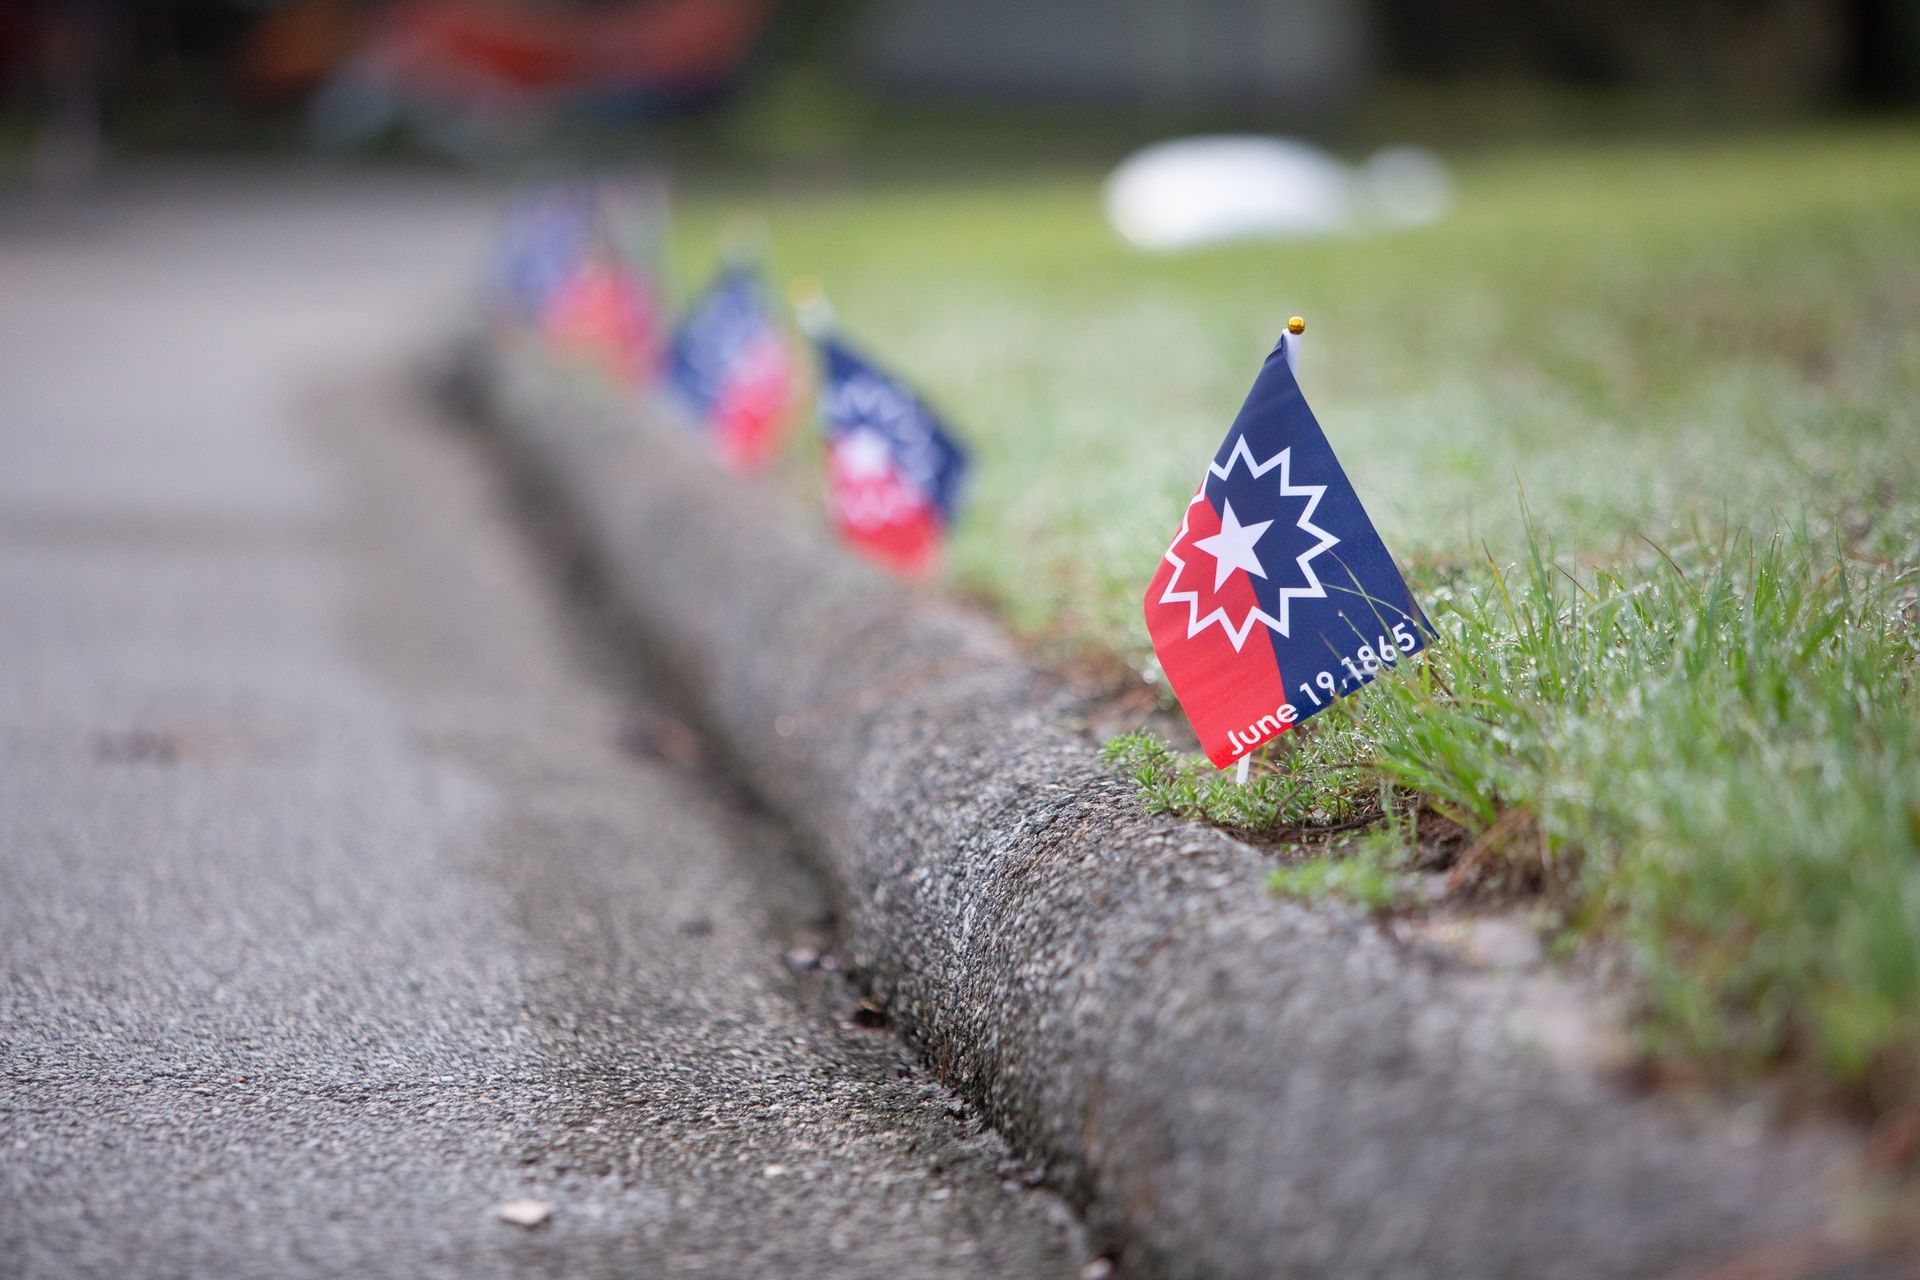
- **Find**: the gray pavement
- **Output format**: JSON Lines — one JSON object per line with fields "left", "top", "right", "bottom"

{"left": 0, "top": 177, "right": 1087, "bottom": 1279}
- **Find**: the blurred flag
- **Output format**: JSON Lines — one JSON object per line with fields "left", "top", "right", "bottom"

{"left": 492, "top": 184, "right": 599, "bottom": 326}
{"left": 490, "top": 181, "right": 664, "bottom": 389}
{"left": 814, "top": 335, "right": 969, "bottom": 577}
{"left": 666, "top": 267, "right": 796, "bottom": 469}
{"left": 541, "top": 245, "right": 663, "bottom": 388}
{"left": 1144, "top": 329, "right": 1426, "bottom": 768}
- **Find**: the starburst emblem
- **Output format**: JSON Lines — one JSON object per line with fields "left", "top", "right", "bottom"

{"left": 1157, "top": 438, "right": 1340, "bottom": 650}
{"left": 835, "top": 428, "right": 894, "bottom": 480}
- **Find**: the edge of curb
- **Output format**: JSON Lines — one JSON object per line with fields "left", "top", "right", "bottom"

{"left": 455, "top": 346, "right": 1886, "bottom": 1280}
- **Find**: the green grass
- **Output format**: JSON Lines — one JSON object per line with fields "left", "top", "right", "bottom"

{"left": 669, "top": 128, "right": 1920, "bottom": 1115}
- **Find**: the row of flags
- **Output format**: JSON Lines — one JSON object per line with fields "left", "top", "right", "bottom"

{"left": 486, "top": 181, "right": 1424, "bottom": 773}
{"left": 487, "top": 180, "right": 969, "bottom": 579}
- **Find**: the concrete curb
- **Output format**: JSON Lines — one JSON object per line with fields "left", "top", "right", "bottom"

{"left": 460, "top": 348, "right": 1885, "bottom": 1280}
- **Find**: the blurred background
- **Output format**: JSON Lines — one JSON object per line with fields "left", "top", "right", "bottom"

{"left": 4, "top": 0, "right": 1918, "bottom": 180}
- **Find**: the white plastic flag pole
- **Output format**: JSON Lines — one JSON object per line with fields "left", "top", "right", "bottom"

{"left": 790, "top": 276, "right": 833, "bottom": 340}
{"left": 1236, "top": 315, "right": 1305, "bottom": 788}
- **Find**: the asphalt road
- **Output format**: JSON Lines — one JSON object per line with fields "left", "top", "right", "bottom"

{"left": 0, "top": 177, "right": 1087, "bottom": 1279}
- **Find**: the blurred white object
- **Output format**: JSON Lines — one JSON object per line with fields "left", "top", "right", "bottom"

{"left": 1103, "top": 136, "right": 1452, "bottom": 251}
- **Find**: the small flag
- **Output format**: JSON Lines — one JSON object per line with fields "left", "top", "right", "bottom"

{"left": 491, "top": 185, "right": 599, "bottom": 326}
{"left": 1144, "top": 328, "right": 1426, "bottom": 768}
{"left": 490, "top": 181, "right": 664, "bottom": 388}
{"left": 666, "top": 267, "right": 797, "bottom": 469}
{"left": 541, "top": 246, "right": 663, "bottom": 388}
{"left": 814, "top": 335, "right": 969, "bottom": 577}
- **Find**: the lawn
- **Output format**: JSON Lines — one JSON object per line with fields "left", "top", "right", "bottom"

{"left": 669, "top": 128, "right": 1920, "bottom": 1119}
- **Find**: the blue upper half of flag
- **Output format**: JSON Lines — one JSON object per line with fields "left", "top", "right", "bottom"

{"left": 666, "top": 267, "right": 777, "bottom": 419}
{"left": 493, "top": 185, "right": 599, "bottom": 321}
{"left": 817, "top": 336, "right": 970, "bottom": 524}
{"left": 1200, "top": 332, "right": 1426, "bottom": 706}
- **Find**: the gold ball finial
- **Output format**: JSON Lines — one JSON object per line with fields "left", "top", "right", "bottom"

{"left": 1287, "top": 316, "right": 1306, "bottom": 335}
{"left": 789, "top": 276, "right": 825, "bottom": 311}
{"left": 790, "top": 276, "right": 834, "bottom": 337}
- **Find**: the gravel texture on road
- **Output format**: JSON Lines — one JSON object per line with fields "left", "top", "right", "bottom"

{"left": 0, "top": 179, "right": 1088, "bottom": 1280}
{"left": 470, "top": 350, "right": 1905, "bottom": 1280}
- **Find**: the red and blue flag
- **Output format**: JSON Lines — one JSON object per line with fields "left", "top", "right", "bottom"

{"left": 492, "top": 183, "right": 601, "bottom": 325}
{"left": 666, "top": 267, "right": 796, "bottom": 469}
{"left": 490, "top": 181, "right": 663, "bottom": 388}
{"left": 540, "top": 250, "right": 662, "bottom": 388}
{"left": 1145, "top": 329, "right": 1426, "bottom": 768}
{"left": 815, "top": 335, "right": 969, "bottom": 577}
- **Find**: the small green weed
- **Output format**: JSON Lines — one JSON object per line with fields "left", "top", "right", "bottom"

{"left": 1098, "top": 728, "right": 1379, "bottom": 835}
{"left": 1265, "top": 828, "right": 1416, "bottom": 913}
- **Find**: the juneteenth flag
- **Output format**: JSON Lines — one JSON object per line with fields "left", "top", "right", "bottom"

{"left": 492, "top": 184, "right": 599, "bottom": 325}
{"left": 541, "top": 247, "right": 663, "bottom": 388}
{"left": 814, "top": 334, "right": 969, "bottom": 577}
{"left": 666, "top": 266, "right": 796, "bottom": 469}
{"left": 491, "top": 182, "right": 663, "bottom": 388}
{"left": 1144, "top": 326, "right": 1426, "bottom": 768}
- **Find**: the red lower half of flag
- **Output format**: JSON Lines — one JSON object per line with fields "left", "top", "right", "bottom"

{"left": 1144, "top": 497, "right": 1293, "bottom": 768}
{"left": 543, "top": 268, "right": 659, "bottom": 387}
{"left": 836, "top": 508, "right": 942, "bottom": 576}
{"left": 711, "top": 340, "right": 794, "bottom": 469}
{"left": 829, "top": 464, "right": 943, "bottom": 577}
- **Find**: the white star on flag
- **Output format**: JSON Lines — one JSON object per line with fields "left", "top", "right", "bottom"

{"left": 1156, "top": 437, "right": 1341, "bottom": 650}
{"left": 1191, "top": 501, "right": 1273, "bottom": 590}
{"left": 836, "top": 428, "right": 894, "bottom": 480}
